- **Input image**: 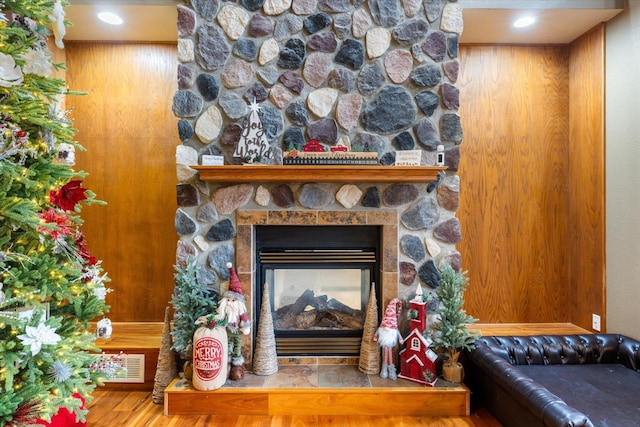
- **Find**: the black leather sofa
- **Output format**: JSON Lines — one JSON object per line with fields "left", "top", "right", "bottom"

{"left": 463, "top": 334, "right": 640, "bottom": 427}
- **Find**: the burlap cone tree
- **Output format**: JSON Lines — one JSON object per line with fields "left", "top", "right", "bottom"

{"left": 152, "top": 307, "right": 177, "bottom": 403}
{"left": 252, "top": 284, "right": 278, "bottom": 376}
{"left": 359, "top": 283, "right": 380, "bottom": 374}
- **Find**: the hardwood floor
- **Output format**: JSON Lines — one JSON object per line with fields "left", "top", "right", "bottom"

{"left": 86, "top": 390, "right": 501, "bottom": 426}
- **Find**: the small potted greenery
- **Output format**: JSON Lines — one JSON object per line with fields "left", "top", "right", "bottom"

{"left": 431, "top": 262, "right": 480, "bottom": 382}
{"left": 170, "top": 258, "right": 219, "bottom": 378}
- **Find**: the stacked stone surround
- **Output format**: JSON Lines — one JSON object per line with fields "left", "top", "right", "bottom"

{"left": 173, "top": 0, "right": 464, "bottom": 365}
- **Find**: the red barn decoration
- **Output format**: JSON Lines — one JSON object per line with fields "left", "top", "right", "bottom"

{"left": 399, "top": 329, "right": 438, "bottom": 386}
{"left": 399, "top": 285, "right": 438, "bottom": 386}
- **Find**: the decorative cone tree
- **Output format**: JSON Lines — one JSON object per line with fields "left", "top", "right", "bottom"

{"left": 152, "top": 307, "right": 177, "bottom": 404}
{"left": 252, "top": 284, "right": 278, "bottom": 376}
{"left": 0, "top": 2, "right": 112, "bottom": 425}
{"left": 358, "top": 283, "right": 380, "bottom": 374}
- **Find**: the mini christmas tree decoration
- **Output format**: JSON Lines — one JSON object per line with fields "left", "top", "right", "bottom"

{"left": 431, "top": 263, "right": 480, "bottom": 383}
{"left": 170, "top": 259, "right": 218, "bottom": 361}
{"left": 233, "top": 99, "right": 274, "bottom": 163}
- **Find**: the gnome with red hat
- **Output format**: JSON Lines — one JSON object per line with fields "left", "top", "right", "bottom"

{"left": 374, "top": 298, "right": 404, "bottom": 380}
{"left": 214, "top": 262, "right": 251, "bottom": 380}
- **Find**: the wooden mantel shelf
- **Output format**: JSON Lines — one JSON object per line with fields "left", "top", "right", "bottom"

{"left": 192, "top": 165, "right": 447, "bottom": 183}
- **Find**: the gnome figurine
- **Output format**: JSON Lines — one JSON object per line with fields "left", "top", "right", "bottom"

{"left": 374, "top": 298, "right": 404, "bottom": 380}
{"left": 214, "top": 262, "right": 251, "bottom": 380}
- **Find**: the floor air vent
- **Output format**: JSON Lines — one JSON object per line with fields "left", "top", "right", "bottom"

{"left": 101, "top": 353, "right": 145, "bottom": 383}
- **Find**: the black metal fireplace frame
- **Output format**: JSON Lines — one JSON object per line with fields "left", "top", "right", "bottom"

{"left": 254, "top": 225, "right": 381, "bottom": 356}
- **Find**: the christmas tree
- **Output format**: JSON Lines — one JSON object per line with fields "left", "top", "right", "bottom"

{"left": 0, "top": 1, "right": 112, "bottom": 425}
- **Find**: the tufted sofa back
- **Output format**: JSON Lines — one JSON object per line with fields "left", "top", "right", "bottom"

{"left": 476, "top": 334, "right": 640, "bottom": 369}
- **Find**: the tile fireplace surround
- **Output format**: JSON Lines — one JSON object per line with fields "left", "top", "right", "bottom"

{"left": 235, "top": 208, "right": 399, "bottom": 366}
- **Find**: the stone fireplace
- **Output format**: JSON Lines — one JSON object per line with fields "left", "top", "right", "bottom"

{"left": 173, "top": 1, "right": 464, "bottom": 370}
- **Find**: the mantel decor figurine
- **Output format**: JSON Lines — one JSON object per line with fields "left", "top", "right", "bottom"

{"left": 283, "top": 138, "right": 379, "bottom": 165}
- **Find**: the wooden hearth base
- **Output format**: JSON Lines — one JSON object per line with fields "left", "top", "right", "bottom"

{"left": 163, "top": 376, "right": 470, "bottom": 417}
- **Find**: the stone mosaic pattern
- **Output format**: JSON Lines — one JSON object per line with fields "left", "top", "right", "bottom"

{"left": 175, "top": 0, "right": 463, "bottom": 164}
{"left": 173, "top": 0, "right": 465, "bottom": 363}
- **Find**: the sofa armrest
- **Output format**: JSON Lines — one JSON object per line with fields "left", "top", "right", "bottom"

{"left": 616, "top": 334, "right": 640, "bottom": 371}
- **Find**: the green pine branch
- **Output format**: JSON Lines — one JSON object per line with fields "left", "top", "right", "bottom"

{"left": 170, "top": 259, "right": 219, "bottom": 359}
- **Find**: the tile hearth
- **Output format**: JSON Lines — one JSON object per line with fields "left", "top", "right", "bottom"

{"left": 163, "top": 363, "right": 470, "bottom": 417}
{"left": 175, "top": 363, "right": 455, "bottom": 390}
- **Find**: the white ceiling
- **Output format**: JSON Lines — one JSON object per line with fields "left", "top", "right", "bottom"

{"left": 64, "top": 0, "right": 624, "bottom": 44}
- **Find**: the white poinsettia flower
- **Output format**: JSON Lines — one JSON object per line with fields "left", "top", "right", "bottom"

{"left": 93, "top": 285, "right": 111, "bottom": 300}
{"left": 0, "top": 53, "right": 24, "bottom": 87}
{"left": 18, "top": 323, "right": 62, "bottom": 356}
{"left": 21, "top": 48, "right": 52, "bottom": 77}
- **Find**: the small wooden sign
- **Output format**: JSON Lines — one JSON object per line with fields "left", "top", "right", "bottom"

{"left": 395, "top": 150, "right": 422, "bottom": 166}
{"left": 201, "top": 155, "right": 224, "bottom": 166}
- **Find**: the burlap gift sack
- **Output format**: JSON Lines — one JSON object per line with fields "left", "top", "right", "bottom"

{"left": 192, "top": 317, "right": 228, "bottom": 391}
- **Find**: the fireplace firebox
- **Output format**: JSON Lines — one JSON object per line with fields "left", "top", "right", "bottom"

{"left": 255, "top": 225, "right": 381, "bottom": 356}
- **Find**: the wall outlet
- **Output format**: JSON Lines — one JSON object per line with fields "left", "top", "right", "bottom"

{"left": 592, "top": 313, "right": 601, "bottom": 332}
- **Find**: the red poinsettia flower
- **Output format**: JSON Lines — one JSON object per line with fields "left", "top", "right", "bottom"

{"left": 50, "top": 180, "right": 88, "bottom": 211}
{"left": 37, "top": 208, "right": 73, "bottom": 240}
{"left": 75, "top": 232, "right": 98, "bottom": 266}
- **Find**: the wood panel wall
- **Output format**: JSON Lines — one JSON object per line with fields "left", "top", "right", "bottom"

{"left": 458, "top": 29, "right": 605, "bottom": 328}
{"left": 65, "top": 43, "right": 179, "bottom": 321}
{"left": 458, "top": 45, "right": 571, "bottom": 323}
{"left": 568, "top": 24, "right": 607, "bottom": 331}
{"left": 60, "top": 35, "right": 605, "bottom": 326}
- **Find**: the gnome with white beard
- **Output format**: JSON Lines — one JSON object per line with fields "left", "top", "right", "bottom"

{"left": 374, "top": 298, "right": 404, "bottom": 380}
{"left": 214, "top": 262, "right": 251, "bottom": 380}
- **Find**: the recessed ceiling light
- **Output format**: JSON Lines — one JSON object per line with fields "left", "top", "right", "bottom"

{"left": 513, "top": 16, "right": 536, "bottom": 28}
{"left": 97, "top": 12, "right": 124, "bottom": 26}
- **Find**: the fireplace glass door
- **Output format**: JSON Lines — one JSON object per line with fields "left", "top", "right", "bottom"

{"left": 255, "top": 226, "right": 380, "bottom": 356}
